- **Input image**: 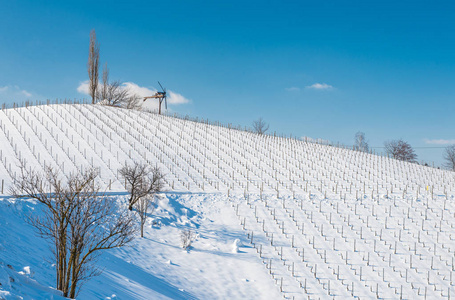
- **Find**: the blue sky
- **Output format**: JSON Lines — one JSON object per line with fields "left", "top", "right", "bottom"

{"left": 1, "top": 0, "right": 454, "bottom": 165}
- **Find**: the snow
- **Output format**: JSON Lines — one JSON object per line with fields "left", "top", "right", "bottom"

{"left": 0, "top": 193, "right": 280, "bottom": 299}
{"left": 0, "top": 103, "right": 455, "bottom": 299}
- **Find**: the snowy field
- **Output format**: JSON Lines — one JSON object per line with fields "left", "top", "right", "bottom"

{"left": 0, "top": 103, "right": 455, "bottom": 299}
{"left": 0, "top": 193, "right": 281, "bottom": 299}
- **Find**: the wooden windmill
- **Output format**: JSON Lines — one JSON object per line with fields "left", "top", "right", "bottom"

{"left": 144, "top": 81, "right": 167, "bottom": 114}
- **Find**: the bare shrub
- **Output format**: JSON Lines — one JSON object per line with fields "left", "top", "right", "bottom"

{"left": 384, "top": 139, "right": 417, "bottom": 162}
{"left": 444, "top": 145, "right": 455, "bottom": 171}
{"left": 96, "top": 64, "right": 141, "bottom": 110}
{"left": 125, "top": 94, "right": 142, "bottom": 110}
{"left": 252, "top": 117, "right": 269, "bottom": 135}
{"left": 119, "top": 162, "right": 164, "bottom": 211}
{"left": 87, "top": 29, "right": 100, "bottom": 104}
{"left": 354, "top": 131, "right": 369, "bottom": 152}
{"left": 99, "top": 79, "right": 129, "bottom": 105}
{"left": 181, "top": 229, "right": 195, "bottom": 250}
{"left": 10, "top": 164, "right": 135, "bottom": 298}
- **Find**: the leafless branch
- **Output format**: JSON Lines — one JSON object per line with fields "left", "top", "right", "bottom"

{"left": 444, "top": 145, "right": 455, "bottom": 171}
{"left": 10, "top": 163, "right": 135, "bottom": 298}
{"left": 354, "top": 132, "right": 369, "bottom": 152}
{"left": 119, "top": 162, "right": 164, "bottom": 211}
{"left": 136, "top": 195, "right": 157, "bottom": 238}
{"left": 125, "top": 94, "right": 142, "bottom": 110}
{"left": 384, "top": 139, "right": 417, "bottom": 163}
{"left": 96, "top": 64, "right": 140, "bottom": 109}
{"left": 119, "top": 162, "right": 164, "bottom": 236}
{"left": 252, "top": 117, "right": 269, "bottom": 135}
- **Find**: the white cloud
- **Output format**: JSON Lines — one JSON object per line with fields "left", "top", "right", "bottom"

{"left": 21, "top": 90, "right": 32, "bottom": 97}
{"left": 77, "top": 81, "right": 191, "bottom": 111}
{"left": 285, "top": 87, "right": 300, "bottom": 92}
{"left": 78, "top": 81, "right": 150, "bottom": 97}
{"left": 77, "top": 81, "right": 90, "bottom": 94}
{"left": 168, "top": 90, "right": 190, "bottom": 104}
{"left": 122, "top": 82, "right": 160, "bottom": 111}
{"left": 120, "top": 82, "right": 190, "bottom": 105}
{"left": 0, "top": 85, "right": 33, "bottom": 100}
{"left": 424, "top": 139, "right": 455, "bottom": 145}
{"left": 122, "top": 82, "right": 156, "bottom": 98}
{"left": 306, "top": 83, "right": 333, "bottom": 90}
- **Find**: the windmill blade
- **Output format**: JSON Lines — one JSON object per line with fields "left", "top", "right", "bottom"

{"left": 158, "top": 81, "right": 165, "bottom": 92}
{"left": 165, "top": 94, "right": 167, "bottom": 109}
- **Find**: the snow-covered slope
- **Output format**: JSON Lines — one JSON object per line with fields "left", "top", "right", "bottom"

{"left": 1, "top": 103, "right": 455, "bottom": 299}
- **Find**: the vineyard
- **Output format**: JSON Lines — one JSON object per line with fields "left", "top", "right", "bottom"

{"left": 1, "top": 103, "right": 455, "bottom": 299}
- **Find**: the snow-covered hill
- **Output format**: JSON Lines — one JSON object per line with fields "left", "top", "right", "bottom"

{"left": 1, "top": 103, "right": 455, "bottom": 299}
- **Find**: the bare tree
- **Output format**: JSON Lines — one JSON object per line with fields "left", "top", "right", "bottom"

{"left": 119, "top": 162, "right": 164, "bottom": 211}
{"left": 252, "top": 117, "right": 269, "bottom": 135}
{"left": 87, "top": 29, "right": 100, "bottom": 104}
{"left": 354, "top": 131, "right": 369, "bottom": 152}
{"left": 136, "top": 195, "right": 157, "bottom": 238}
{"left": 96, "top": 64, "right": 129, "bottom": 106}
{"left": 444, "top": 145, "right": 455, "bottom": 171}
{"left": 98, "top": 62, "right": 109, "bottom": 101}
{"left": 10, "top": 164, "right": 135, "bottom": 298}
{"left": 87, "top": 31, "right": 139, "bottom": 109}
{"left": 99, "top": 80, "right": 129, "bottom": 105}
{"left": 125, "top": 94, "right": 142, "bottom": 110}
{"left": 96, "top": 63, "right": 141, "bottom": 109}
{"left": 384, "top": 139, "right": 417, "bottom": 162}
